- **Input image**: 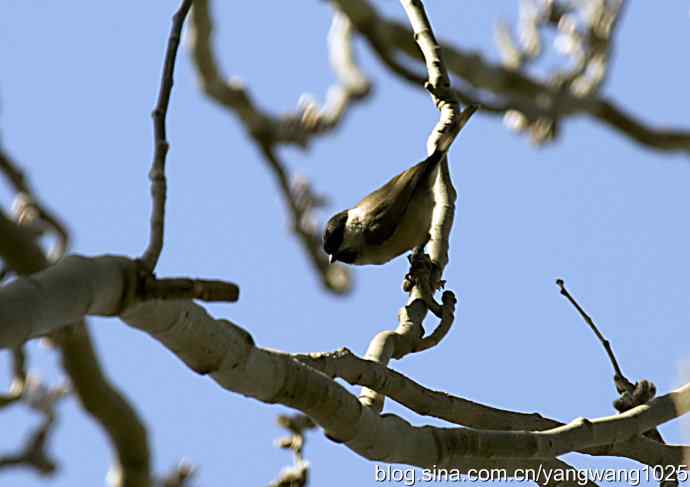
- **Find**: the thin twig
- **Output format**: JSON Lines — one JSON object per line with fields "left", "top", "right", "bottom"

{"left": 138, "top": 0, "right": 241, "bottom": 306}
{"left": 556, "top": 277, "right": 674, "bottom": 480}
{"left": 140, "top": 0, "right": 194, "bottom": 272}
{"left": 258, "top": 142, "right": 351, "bottom": 294}
{"left": 0, "top": 417, "right": 57, "bottom": 476}
{"left": 556, "top": 278, "right": 626, "bottom": 381}
{"left": 0, "top": 376, "right": 67, "bottom": 476}
{"left": 269, "top": 414, "right": 314, "bottom": 487}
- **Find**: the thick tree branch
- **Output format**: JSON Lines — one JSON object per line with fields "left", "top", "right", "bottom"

{"left": 2, "top": 254, "right": 689, "bottom": 474}
{"left": 1, "top": 179, "right": 152, "bottom": 486}
{"left": 294, "top": 347, "right": 686, "bottom": 468}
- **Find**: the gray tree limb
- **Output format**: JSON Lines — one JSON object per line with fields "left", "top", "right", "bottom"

{"left": 0, "top": 254, "right": 688, "bottom": 476}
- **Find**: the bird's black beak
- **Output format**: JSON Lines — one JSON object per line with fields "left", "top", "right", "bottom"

{"left": 328, "top": 254, "right": 337, "bottom": 264}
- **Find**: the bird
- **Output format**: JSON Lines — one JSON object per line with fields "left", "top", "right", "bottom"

{"left": 323, "top": 148, "right": 447, "bottom": 266}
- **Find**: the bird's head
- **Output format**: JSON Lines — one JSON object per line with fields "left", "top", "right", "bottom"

{"left": 323, "top": 210, "right": 357, "bottom": 264}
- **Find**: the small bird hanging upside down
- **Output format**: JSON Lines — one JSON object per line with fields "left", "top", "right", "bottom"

{"left": 323, "top": 148, "right": 448, "bottom": 266}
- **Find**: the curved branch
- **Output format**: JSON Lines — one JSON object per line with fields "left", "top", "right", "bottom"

{"left": 50, "top": 325, "right": 151, "bottom": 486}
{"left": 189, "top": 0, "right": 370, "bottom": 294}
{"left": 332, "top": 0, "right": 690, "bottom": 156}
{"left": 359, "top": 0, "right": 476, "bottom": 412}
{"left": 140, "top": 0, "right": 193, "bottom": 272}
{"left": 0, "top": 148, "right": 69, "bottom": 260}
{"left": 294, "top": 347, "right": 687, "bottom": 468}
{"left": 0, "top": 198, "right": 151, "bottom": 486}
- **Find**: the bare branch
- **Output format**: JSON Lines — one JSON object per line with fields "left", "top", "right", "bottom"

{"left": 556, "top": 278, "right": 676, "bottom": 484}
{"left": 268, "top": 414, "right": 315, "bottom": 487}
{"left": 294, "top": 347, "right": 679, "bottom": 467}
{"left": 140, "top": 0, "right": 194, "bottom": 272}
{"left": 142, "top": 276, "right": 239, "bottom": 303}
{"left": 1, "top": 254, "right": 689, "bottom": 472}
{"left": 556, "top": 279, "right": 625, "bottom": 381}
{"left": 118, "top": 297, "right": 690, "bottom": 468}
{"left": 0, "top": 168, "right": 152, "bottom": 486}
{"left": 0, "top": 416, "right": 57, "bottom": 476}
{"left": 332, "top": 0, "right": 690, "bottom": 155}
{"left": 189, "top": 0, "right": 371, "bottom": 294}
{"left": 0, "top": 376, "right": 67, "bottom": 476}
{"left": 50, "top": 324, "right": 152, "bottom": 487}
{"left": 190, "top": 1, "right": 370, "bottom": 148}
{"left": 258, "top": 143, "right": 351, "bottom": 294}
{"left": 359, "top": 0, "right": 476, "bottom": 412}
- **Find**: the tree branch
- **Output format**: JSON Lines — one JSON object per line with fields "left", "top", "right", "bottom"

{"left": 332, "top": 0, "right": 690, "bottom": 155}
{"left": 268, "top": 414, "right": 315, "bottom": 487}
{"left": 140, "top": 0, "right": 194, "bottom": 272}
{"left": 2, "top": 253, "right": 689, "bottom": 474}
{"left": 0, "top": 412, "right": 58, "bottom": 476}
{"left": 0, "top": 147, "right": 69, "bottom": 261}
{"left": 257, "top": 142, "right": 351, "bottom": 294}
{"left": 50, "top": 324, "right": 152, "bottom": 487}
{"left": 556, "top": 278, "right": 676, "bottom": 484}
{"left": 0, "top": 171, "right": 152, "bottom": 486}
{"left": 189, "top": 0, "right": 372, "bottom": 294}
{"left": 294, "top": 347, "right": 686, "bottom": 468}
{"left": 556, "top": 279, "right": 625, "bottom": 380}
{"left": 359, "top": 0, "right": 476, "bottom": 412}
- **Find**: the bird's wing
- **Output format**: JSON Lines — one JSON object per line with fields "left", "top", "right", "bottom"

{"left": 358, "top": 150, "right": 443, "bottom": 246}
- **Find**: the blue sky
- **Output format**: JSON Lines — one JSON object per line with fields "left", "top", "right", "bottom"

{"left": 1, "top": 1, "right": 689, "bottom": 486}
